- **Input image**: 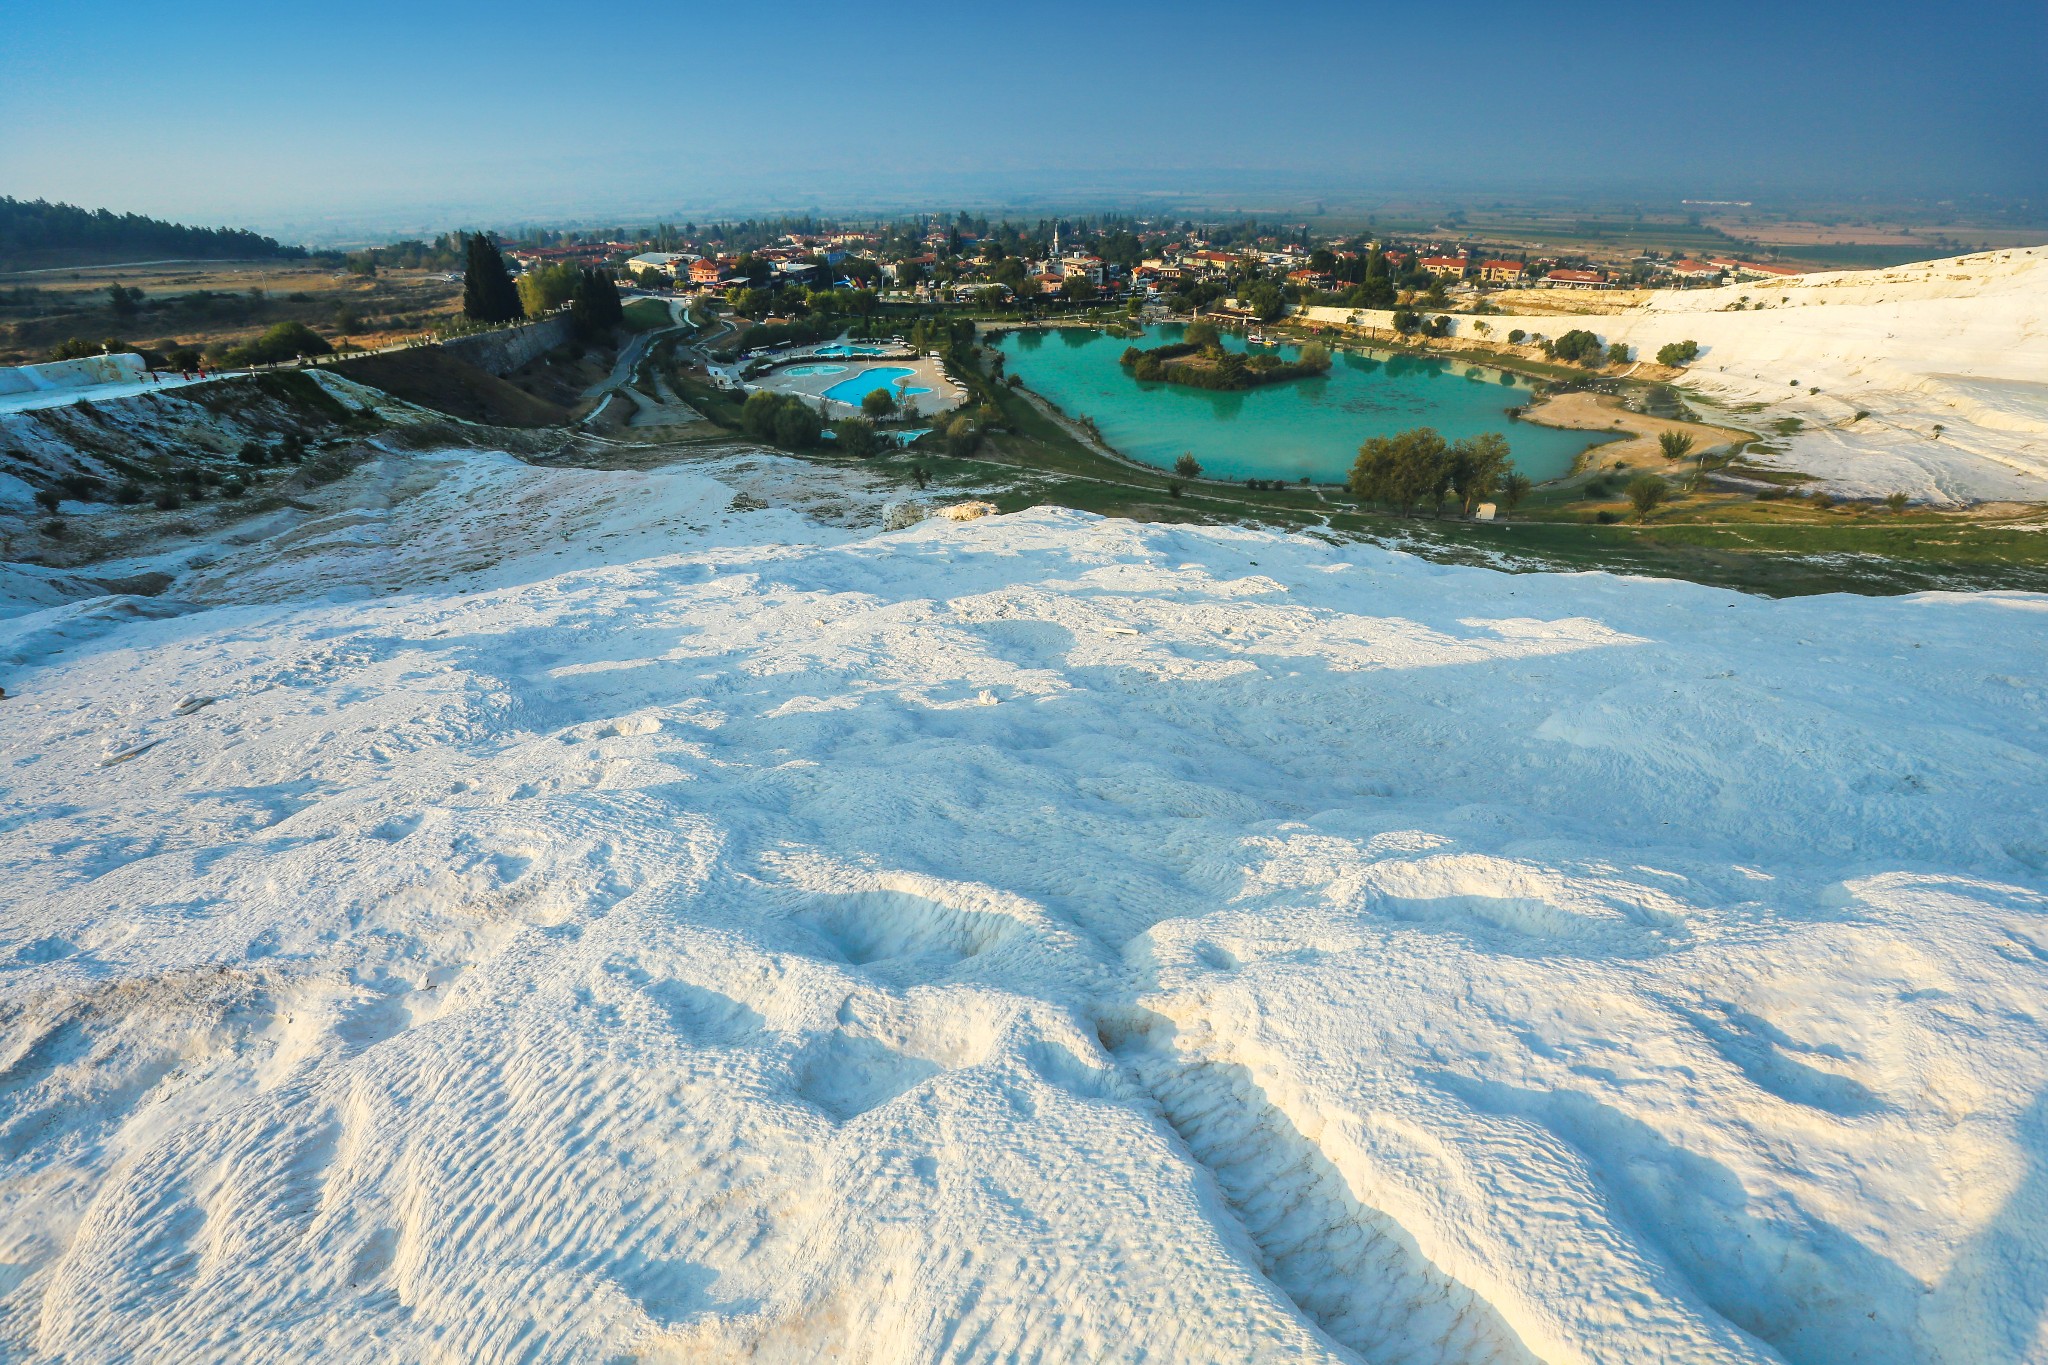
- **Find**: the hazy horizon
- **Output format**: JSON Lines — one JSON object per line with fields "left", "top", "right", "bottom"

{"left": 5, "top": 0, "right": 2045, "bottom": 242}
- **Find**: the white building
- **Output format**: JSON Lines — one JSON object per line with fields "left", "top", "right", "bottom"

{"left": 1059, "top": 254, "right": 1106, "bottom": 286}
{"left": 623, "top": 253, "right": 695, "bottom": 279}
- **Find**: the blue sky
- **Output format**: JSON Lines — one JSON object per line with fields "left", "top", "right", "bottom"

{"left": 3, "top": 0, "right": 2043, "bottom": 237}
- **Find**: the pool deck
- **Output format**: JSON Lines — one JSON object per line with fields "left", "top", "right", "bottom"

{"left": 748, "top": 342, "right": 965, "bottom": 419}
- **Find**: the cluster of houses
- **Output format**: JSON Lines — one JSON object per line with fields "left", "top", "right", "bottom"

{"left": 506, "top": 221, "right": 1803, "bottom": 310}
{"left": 1389, "top": 248, "right": 1805, "bottom": 291}
{"left": 613, "top": 247, "right": 831, "bottom": 290}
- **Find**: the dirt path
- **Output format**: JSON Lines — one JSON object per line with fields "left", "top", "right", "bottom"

{"left": 1519, "top": 391, "right": 1752, "bottom": 476}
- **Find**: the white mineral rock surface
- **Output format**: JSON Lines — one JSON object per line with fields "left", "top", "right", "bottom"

{"left": 1, "top": 449, "right": 2044, "bottom": 1362}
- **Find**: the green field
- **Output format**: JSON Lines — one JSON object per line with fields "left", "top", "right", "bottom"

{"left": 622, "top": 298, "right": 673, "bottom": 331}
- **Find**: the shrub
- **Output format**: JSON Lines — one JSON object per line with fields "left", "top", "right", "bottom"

{"left": 1507, "top": 329, "right": 1527, "bottom": 345}
{"left": 1655, "top": 340, "right": 1699, "bottom": 366}
{"left": 1607, "top": 341, "right": 1631, "bottom": 365}
{"left": 153, "top": 489, "right": 184, "bottom": 510}
{"left": 1166, "top": 480, "right": 1183, "bottom": 498}
{"left": 741, "top": 390, "right": 824, "bottom": 450}
{"left": 221, "top": 478, "right": 247, "bottom": 499}
{"left": 114, "top": 480, "right": 145, "bottom": 505}
{"left": 1173, "top": 451, "right": 1202, "bottom": 479}
{"left": 1595, "top": 509, "right": 1620, "bottom": 523}
{"left": 1884, "top": 491, "right": 1909, "bottom": 514}
{"left": 39, "top": 518, "right": 66, "bottom": 539}
{"left": 1808, "top": 490, "right": 1835, "bottom": 510}
{"left": 943, "top": 415, "right": 982, "bottom": 456}
{"left": 1625, "top": 474, "right": 1669, "bottom": 522}
{"left": 33, "top": 488, "right": 61, "bottom": 514}
{"left": 1549, "top": 329, "right": 1604, "bottom": 366}
{"left": 739, "top": 390, "right": 781, "bottom": 440}
{"left": 772, "top": 400, "right": 823, "bottom": 449}
{"left": 221, "top": 321, "right": 332, "bottom": 366}
{"left": 833, "top": 417, "right": 881, "bottom": 457}
{"left": 239, "top": 441, "right": 269, "bottom": 465}
{"left": 862, "top": 386, "right": 896, "bottom": 418}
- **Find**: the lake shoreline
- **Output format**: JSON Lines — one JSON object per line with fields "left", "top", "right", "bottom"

{"left": 994, "top": 323, "right": 1608, "bottom": 486}
{"left": 1516, "top": 390, "right": 1756, "bottom": 478}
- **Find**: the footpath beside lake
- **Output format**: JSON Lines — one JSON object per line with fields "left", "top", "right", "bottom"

{"left": 994, "top": 324, "right": 1614, "bottom": 484}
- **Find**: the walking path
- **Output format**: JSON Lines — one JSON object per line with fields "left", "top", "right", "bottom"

{"left": 581, "top": 297, "right": 706, "bottom": 429}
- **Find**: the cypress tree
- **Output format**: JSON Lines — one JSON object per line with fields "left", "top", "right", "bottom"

{"left": 462, "top": 233, "right": 523, "bottom": 322}
{"left": 592, "top": 268, "right": 623, "bottom": 328}
{"left": 569, "top": 269, "right": 600, "bottom": 337}
{"left": 569, "top": 267, "right": 624, "bottom": 337}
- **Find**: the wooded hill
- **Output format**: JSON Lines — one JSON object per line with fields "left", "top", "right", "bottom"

{"left": 0, "top": 197, "right": 305, "bottom": 271}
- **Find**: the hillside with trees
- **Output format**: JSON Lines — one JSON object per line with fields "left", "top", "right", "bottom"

{"left": 0, "top": 197, "right": 304, "bottom": 271}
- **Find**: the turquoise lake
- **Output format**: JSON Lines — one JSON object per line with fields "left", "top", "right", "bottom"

{"left": 993, "top": 325, "right": 1608, "bottom": 483}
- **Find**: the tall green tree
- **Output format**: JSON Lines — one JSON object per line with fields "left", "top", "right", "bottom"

{"left": 569, "top": 267, "right": 623, "bottom": 336}
{"left": 1449, "top": 433, "right": 1511, "bottom": 516}
{"left": 1349, "top": 427, "right": 1453, "bottom": 517}
{"left": 517, "top": 261, "right": 582, "bottom": 317}
{"left": 462, "top": 233, "right": 523, "bottom": 323}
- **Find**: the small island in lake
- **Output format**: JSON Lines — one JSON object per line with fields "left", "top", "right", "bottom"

{"left": 1120, "top": 320, "right": 1332, "bottom": 391}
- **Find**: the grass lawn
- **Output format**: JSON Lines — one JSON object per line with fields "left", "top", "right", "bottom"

{"left": 622, "top": 298, "right": 672, "bottom": 332}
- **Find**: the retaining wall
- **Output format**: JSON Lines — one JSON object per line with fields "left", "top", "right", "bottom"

{"left": 438, "top": 317, "right": 575, "bottom": 376}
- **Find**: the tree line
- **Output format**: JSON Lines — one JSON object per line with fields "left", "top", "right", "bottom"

{"left": 0, "top": 197, "right": 304, "bottom": 269}
{"left": 462, "top": 235, "right": 620, "bottom": 336}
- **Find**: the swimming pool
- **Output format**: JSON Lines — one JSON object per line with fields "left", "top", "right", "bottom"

{"left": 821, "top": 367, "right": 932, "bottom": 406}
{"left": 782, "top": 364, "right": 848, "bottom": 377}
{"left": 814, "top": 344, "right": 886, "bottom": 358}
